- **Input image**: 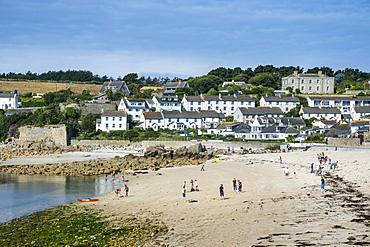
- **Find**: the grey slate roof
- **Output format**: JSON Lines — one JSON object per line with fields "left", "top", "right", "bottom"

{"left": 353, "top": 106, "right": 370, "bottom": 113}
{"left": 285, "top": 73, "right": 331, "bottom": 78}
{"left": 262, "top": 96, "right": 300, "bottom": 102}
{"left": 101, "top": 111, "right": 127, "bottom": 117}
{"left": 80, "top": 103, "right": 117, "bottom": 116}
{"left": 301, "top": 107, "right": 341, "bottom": 114}
{"left": 261, "top": 126, "right": 299, "bottom": 134}
{"left": 143, "top": 112, "right": 162, "bottom": 119}
{"left": 238, "top": 107, "right": 284, "bottom": 115}
{"left": 98, "top": 81, "right": 130, "bottom": 95}
{"left": 280, "top": 117, "right": 306, "bottom": 126}
{"left": 0, "top": 93, "right": 16, "bottom": 98}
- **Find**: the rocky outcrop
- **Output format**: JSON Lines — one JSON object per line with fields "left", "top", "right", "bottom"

{"left": 0, "top": 144, "right": 212, "bottom": 176}
{"left": 0, "top": 144, "right": 86, "bottom": 160}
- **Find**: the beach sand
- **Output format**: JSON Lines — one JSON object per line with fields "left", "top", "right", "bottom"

{"left": 78, "top": 149, "right": 370, "bottom": 246}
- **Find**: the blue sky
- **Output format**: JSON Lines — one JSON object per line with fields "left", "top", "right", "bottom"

{"left": 1, "top": 0, "right": 369, "bottom": 79}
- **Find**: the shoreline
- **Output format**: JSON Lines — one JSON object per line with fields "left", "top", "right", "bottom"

{"left": 1, "top": 149, "right": 370, "bottom": 246}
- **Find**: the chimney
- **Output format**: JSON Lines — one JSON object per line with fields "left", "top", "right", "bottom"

{"left": 219, "top": 93, "right": 222, "bottom": 100}
{"left": 318, "top": 71, "right": 322, "bottom": 75}
{"left": 293, "top": 71, "right": 298, "bottom": 75}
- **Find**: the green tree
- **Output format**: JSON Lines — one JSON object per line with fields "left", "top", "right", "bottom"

{"left": 80, "top": 114, "right": 100, "bottom": 135}
{"left": 248, "top": 73, "right": 279, "bottom": 89}
{"left": 123, "top": 73, "right": 139, "bottom": 84}
{"left": 188, "top": 75, "right": 222, "bottom": 95}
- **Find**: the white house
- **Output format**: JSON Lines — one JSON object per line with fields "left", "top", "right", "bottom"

{"left": 182, "top": 94, "right": 255, "bottom": 116}
{"left": 350, "top": 106, "right": 370, "bottom": 120}
{"left": 118, "top": 97, "right": 150, "bottom": 122}
{"left": 312, "top": 120, "right": 338, "bottom": 128}
{"left": 140, "top": 110, "right": 225, "bottom": 131}
{"left": 234, "top": 107, "right": 284, "bottom": 123}
{"left": 299, "top": 107, "right": 342, "bottom": 120}
{"left": 250, "top": 126, "right": 299, "bottom": 141}
{"left": 306, "top": 96, "right": 370, "bottom": 113}
{"left": 259, "top": 96, "right": 300, "bottom": 113}
{"left": 151, "top": 96, "right": 182, "bottom": 111}
{"left": 0, "top": 92, "right": 20, "bottom": 109}
{"left": 96, "top": 111, "right": 128, "bottom": 132}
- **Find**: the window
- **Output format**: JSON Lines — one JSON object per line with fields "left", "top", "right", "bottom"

{"left": 309, "top": 80, "right": 312, "bottom": 84}
{"left": 317, "top": 80, "right": 320, "bottom": 84}
{"left": 106, "top": 117, "right": 108, "bottom": 121}
{"left": 301, "top": 79, "right": 304, "bottom": 83}
{"left": 119, "top": 124, "right": 122, "bottom": 128}
{"left": 231, "top": 101, "right": 234, "bottom": 105}
{"left": 112, "top": 117, "right": 115, "bottom": 121}
{"left": 317, "top": 86, "right": 320, "bottom": 91}
{"left": 322, "top": 100, "right": 329, "bottom": 106}
{"left": 112, "top": 124, "right": 115, "bottom": 128}
{"left": 292, "top": 79, "right": 294, "bottom": 83}
{"left": 190, "top": 102, "right": 193, "bottom": 105}
{"left": 301, "top": 86, "right": 304, "bottom": 90}
{"left": 327, "top": 86, "right": 330, "bottom": 91}
{"left": 223, "top": 107, "right": 226, "bottom": 110}
{"left": 309, "top": 86, "right": 312, "bottom": 91}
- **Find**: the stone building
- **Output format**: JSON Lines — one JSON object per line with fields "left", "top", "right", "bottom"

{"left": 282, "top": 71, "right": 334, "bottom": 94}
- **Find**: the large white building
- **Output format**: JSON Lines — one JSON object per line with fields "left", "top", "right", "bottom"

{"left": 282, "top": 71, "right": 334, "bottom": 94}
{"left": 234, "top": 107, "right": 284, "bottom": 123}
{"left": 96, "top": 111, "right": 128, "bottom": 132}
{"left": 0, "top": 92, "right": 20, "bottom": 109}
{"left": 182, "top": 94, "right": 255, "bottom": 116}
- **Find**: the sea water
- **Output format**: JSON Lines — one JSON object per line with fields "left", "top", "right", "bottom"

{"left": 0, "top": 173, "right": 115, "bottom": 224}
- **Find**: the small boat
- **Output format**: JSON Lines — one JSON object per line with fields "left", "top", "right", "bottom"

{"left": 77, "top": 198, "right": 99, "bottom": 202}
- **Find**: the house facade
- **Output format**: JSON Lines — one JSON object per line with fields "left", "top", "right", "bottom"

{"left": 0, "top": 92, "right": 20, "bottom": 109}
{"left": 162, "top": 81, "right": 189, "bottom": 95}
{"left": 282, "top": 71, "right": 334, "bottom": 94}
{"left": 350, "top": 106, "right": 370, "bottom": 120}
{"left": 140, "top": 110, "right": 225, "bottom": 131}
{"left": 307, "top": 96, "right": 370, "bottom": 113}
{"left": 96, "top": 111, "right": 128, "bottom": 132}
{"left": 151, "top": 96, "right": 182, "bottom": 111}
{"left": 182, "top": 94, "right": 255, "bottom": 116}
{"left": 98, "top": 80, "right": 130, "bottom": 95}
{"left": 234, "top": 107, "right": 284, "bottom": 123}
{"left": 299, "top": 107, "right": 342, "bottom": 120}
{"left": 259, "top": 96, "right": 300, "bottom": 113}
{"left": 118, "top": 98, "right": 150, "bottom": 122}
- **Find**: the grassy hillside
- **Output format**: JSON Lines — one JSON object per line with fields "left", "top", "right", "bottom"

{"left": 0, "top": 80, "right": 102, "bottom": 95}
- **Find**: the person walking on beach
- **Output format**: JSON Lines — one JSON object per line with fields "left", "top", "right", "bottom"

{"left": 310, "top": 163, "right": 314, "bottom": 173}
{"left": 279, "top": 156, "right": 282, "bottom": 164}
{"left": 219, "top": 184, "right": 225, "bottom": 200}
{"left": 182, "top": 181, "right": 187, "bottom": 202}
{"left": 124, "top": 185, "right": 129, "bottom": 197}
{"left": 200, "top": 163, "right": 205, "bottom": 171}
{"left": 321, "top": 177, "right": 326, "bottom": 192}
{"left": 238, "top": 180, "right": 242, "bottom": 192}
{"left": 232, "top": 178, "right": 237, "bottom": 191}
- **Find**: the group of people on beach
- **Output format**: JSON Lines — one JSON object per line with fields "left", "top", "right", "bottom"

{"left": 105, "top": 170, "right": 130, "bottom": 199}
{"left": 182, "top": 179, "right": 200, "bottom": 202}
{"left": 232, "top": 178, "right": 243, "bottom": 192}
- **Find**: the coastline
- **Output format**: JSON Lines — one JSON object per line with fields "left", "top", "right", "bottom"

{"left": 1, "top": 148, "right": 370, "bottom": 246}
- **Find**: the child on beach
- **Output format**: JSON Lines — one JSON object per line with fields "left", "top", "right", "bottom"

{"left": 219, "top": 184, "right": 225, "bottom": 200}
{"left": 124, "top": 185, "right": 129, "bottom": 197}
{"left": 284, "top": 167, "right": 290, "bottom": 178}
{"left": 182, "top": 181, "right": 187, "bottom": 202}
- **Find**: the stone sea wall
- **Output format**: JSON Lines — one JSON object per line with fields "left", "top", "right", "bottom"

{"left": 17, "top": 125, "right": 68, "bottom": 146}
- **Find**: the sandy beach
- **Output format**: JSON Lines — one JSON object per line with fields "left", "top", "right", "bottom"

{"left": 73, "top": 149, "right": 370, "bottom": 246}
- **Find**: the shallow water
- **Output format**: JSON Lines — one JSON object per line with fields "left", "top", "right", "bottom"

{"left": 0, "top": 173, "right": 117, "bottom": 224}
